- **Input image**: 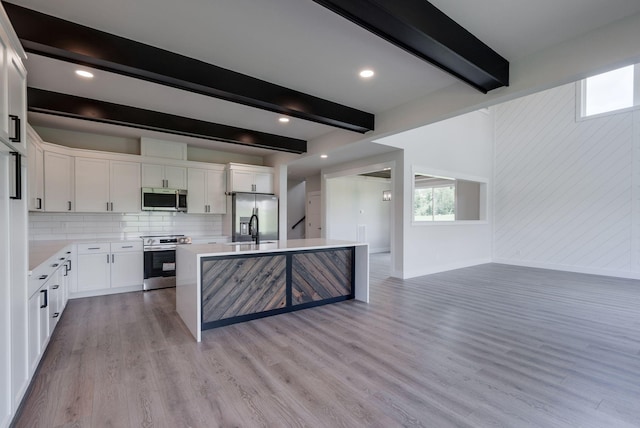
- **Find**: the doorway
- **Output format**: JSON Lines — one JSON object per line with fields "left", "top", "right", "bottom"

{"left": 306, "top": 191, "right": 321, "bottom": 239}
{"left": 324, "top": 161, "right": 395, "bottom": 277}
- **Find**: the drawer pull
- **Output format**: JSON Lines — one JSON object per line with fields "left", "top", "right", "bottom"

{"left": 52, "top": 263, "right": 59, "bottom": 267}
{"left": 122, "top": 245, "right": 133, "bottom": 248}
{"left": 39, "top": 275, "right": 48, "bottom": 280}
{"left": 52, "top": 312, "right": 59, "bottom": 318}
{"left": 40, "top": 289, "right": 48, "bottom": 308}
{"left": 88, "top": 247, "right": 100, "bottom": 250}
{"left": 52, "top": 284, "right": 60, "bottom": 290}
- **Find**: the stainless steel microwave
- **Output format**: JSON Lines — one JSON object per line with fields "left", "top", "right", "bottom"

{"left": 141, "top": 188, "right": 187, "bottom": 212}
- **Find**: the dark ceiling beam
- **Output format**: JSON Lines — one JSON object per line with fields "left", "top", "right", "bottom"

{"left": 27, "top": 88, "right": 307, "bottom": 154}
{"left": 312, "top": 0, "right": 509, "bottom": 93}
{"left": 4, "top": 2, "right": 374, "bottom": 134}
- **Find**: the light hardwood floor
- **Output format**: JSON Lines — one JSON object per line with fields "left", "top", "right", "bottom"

{"left": 12, "top": 254, "right": 640, "bottom": 427}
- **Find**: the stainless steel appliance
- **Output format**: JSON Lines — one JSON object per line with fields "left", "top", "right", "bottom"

{"left": 231, "top": 192, "right": 278, "bottom": 242}
{"left": 141, "top": 187, "right": 187, "bottom": 212}
{"left": 142, "top": 234, "right": 191, "bottom": 290}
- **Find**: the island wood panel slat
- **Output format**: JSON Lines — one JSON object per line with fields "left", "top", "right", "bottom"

{"left": 202, "top": 255, "right": 286, "bottom": 322}
{"left": 291, "top": 249, "right": 352, "bottom": 305}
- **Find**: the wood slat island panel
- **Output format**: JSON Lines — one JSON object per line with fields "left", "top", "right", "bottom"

{"left": 176, "top": 239, "right": 369, "bottom": 340}
{"left": 202, "top": 255, "right": 287, "bottom": 322}
{"left": 292, "top": 249, "right": 353, "bottom": 304}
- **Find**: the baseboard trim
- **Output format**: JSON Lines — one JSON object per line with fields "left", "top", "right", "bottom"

{"left": 402, "top": 258, "right": 492, "bottom": 279}
{"left": 69, "top": 284, "right": 143, "bottom": 299}
{"left": 493, "top": 258, "right": 640, "bottom": 280}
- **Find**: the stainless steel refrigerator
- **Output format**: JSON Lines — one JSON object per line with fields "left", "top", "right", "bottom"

{"left": 231, "top": 193, "right": 279, "bottom": 242}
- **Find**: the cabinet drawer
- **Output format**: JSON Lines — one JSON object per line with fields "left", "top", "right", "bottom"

{"left": 111, "top": 241, "right": 143, "bottom": 252}
{"left": 77, "top": 243, "right": 110, "bottom": 254}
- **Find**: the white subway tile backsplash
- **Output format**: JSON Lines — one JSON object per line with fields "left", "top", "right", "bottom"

{"left": 29, "top": 212, "right": 224, "bottom": 240}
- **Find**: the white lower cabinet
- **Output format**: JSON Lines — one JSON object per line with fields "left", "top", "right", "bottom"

{"left": 76, "top": 241, "right": 143, "bottom": 295}
{"left": 26, "top": 248, "right": 71, "bottom": 377}
{"left": 27, "top": 287, "right": 47, "bottom": 375}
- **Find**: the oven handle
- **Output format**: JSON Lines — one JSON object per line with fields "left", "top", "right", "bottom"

{"left": 143, "top": 246, "right": 177, "bottom": 252}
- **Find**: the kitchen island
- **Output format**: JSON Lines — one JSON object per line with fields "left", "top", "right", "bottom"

{"left": 176, "top": 239, "right": 369, "bottom": 341}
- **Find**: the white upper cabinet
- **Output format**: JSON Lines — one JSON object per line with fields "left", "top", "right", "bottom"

{"left": 142, "top": 163, "right": 187, "bottom": 189}
{"left": 75, "top": 157, "right": 141, "bottom": 213}
{"left": 0, "top": 13, "right": 27, "bottom": 155}
{"left": 187, "top": 167, "right": 226, "bottom": 214}
{"left": 110, "top": 161, "right": 141, "bottom": 213}
{"left": 227, "top": 163, "right": 274, "bottom": 194}
{"left": 75, "top": 157, "right": 110, "bottom": 212}
{"left": 44, "top": 151, "right": 74, "bottom": 212}
{"left": 27, "top": 131, "right": 44, "bottom": 211}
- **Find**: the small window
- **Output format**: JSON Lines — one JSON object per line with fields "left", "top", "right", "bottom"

{"left": 413, "top": 175, "right": 455, "bottom": 222}
{"left": 413, "top": 173, "right": 486, "bottom": 223}
{"left": 579, "top": 64, "right": 639, "bottom": 118}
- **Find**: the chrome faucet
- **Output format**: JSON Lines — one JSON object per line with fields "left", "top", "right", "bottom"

{"left": 249, "top": 212, "right": 260, "bottom": 245}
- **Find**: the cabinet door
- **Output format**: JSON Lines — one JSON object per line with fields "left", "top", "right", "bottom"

{"left": 141, "top": 163, "right": 164, "bottom": 188}
{"left": 0, "top": 31, "right": 7, "bottom": 142}
{"left": 44, "top": 151, "right": 74, "bottom": 212}
{"left": 110, "top": 160, "right": 141, "bottom": 213}
{"left": 77, "top": 253, "right": 111, "bottom": 291}
{"left": 254, "top": 172, "right": 273, "bottom": 193}
{"left": 187, "top": 168, "right": 207, "bottom": 214}
{"left": 27, "top": 290, "right": 42, "bottom": 375}
{"left": 165, "top": 165, "right": 187, "bottom": 189}
{"left": 48, "top": 270, "right": 62, "bottom": 335}
{"left": 207, "top": 170, "right": 227, "bottom": 214}
{"left": 75, "top": 157, "right": 110, "bottom": 212}
{"left": 230, "top": 170, "right": 255, "bottom": 193}
{"left": 6, "top": 52, "right": 27, "bottom": 154}
{"left": 111, "top": 251, "right": 143, "bottom": 288}
{"left": 28, "top": 139, "right": 44, "bottom": 211}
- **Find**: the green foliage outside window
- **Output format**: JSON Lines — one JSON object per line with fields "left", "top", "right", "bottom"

{"left": 414, "top": 185, "right": 455, "bottom": 221}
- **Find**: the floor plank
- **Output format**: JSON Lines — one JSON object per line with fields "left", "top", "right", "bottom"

{"left": 12, "top": 255, "right": 640, "bottom": 427}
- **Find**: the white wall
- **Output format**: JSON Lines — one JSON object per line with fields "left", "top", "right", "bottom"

{"left": 377, "top": 110, "right": 494, "bottom": 278}
{"left": 295, "top": 13, "right": 640, "bottom": 177}
{"left": 34, "top": 126, "right": 264, "bottom": 164}
{"left": 494, "top": 82, "right": 640, "bottom": 278}
{"left": 29, "top": 212, "right": 223, "bottom": 241}
{"left": 326, "top": 176, "right": 391, "bottom": 253}
{"left": 322, "top": 151, "right": 404, "bottom": 276}
{"left": 287, "top": 179, "right": 306, "bottom": 239}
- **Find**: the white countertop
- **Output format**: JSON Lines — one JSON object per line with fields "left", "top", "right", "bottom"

{"left": 178, "top": 238, "right": 366, "bottom": 257}
{"left": 29, "top": 235, "right": 230, "bottom": 272}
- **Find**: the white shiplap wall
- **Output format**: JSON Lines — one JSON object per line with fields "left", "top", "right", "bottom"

{"left": 29, "top": 212, "right": 222, "bottom": 241}
{"left": 494, "top": 83, "right": 639, "bottom": 277}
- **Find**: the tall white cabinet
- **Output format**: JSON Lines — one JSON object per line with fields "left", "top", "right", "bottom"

{"left": 0, "top": 3, "right": 28, "bottom": 427}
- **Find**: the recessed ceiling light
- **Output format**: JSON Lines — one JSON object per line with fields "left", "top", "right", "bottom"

{"left": 75, "top": 70, "right": 94, "bottom": 79}
{"left": 320, "top": 154, "right": 328, "bottom": 159}
{"left": 278, "top": 117, "right": 290, "bottom": 123}
{"left": 359, "top": 69, "right": 375, "bottom": 78}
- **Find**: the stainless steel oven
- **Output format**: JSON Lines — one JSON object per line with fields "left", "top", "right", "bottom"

{"left": 142, "top": 235, "right": 191, "bottom": 291}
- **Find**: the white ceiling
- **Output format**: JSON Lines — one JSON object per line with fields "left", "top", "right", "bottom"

{"left": 9, "top": 0, "right": 640, "bottom": 170}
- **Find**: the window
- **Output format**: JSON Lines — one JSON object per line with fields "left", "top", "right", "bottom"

{"left": 413, "top": 173, "right": 486, "bottom": 223}
{"left": 579, "top": 63, "right": 640, "bottom": 118}
{"left": 413, "top": 175, "right": 455, "bottom": 221}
